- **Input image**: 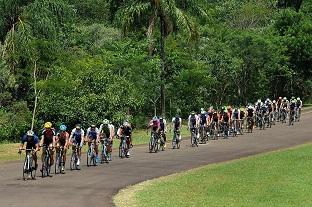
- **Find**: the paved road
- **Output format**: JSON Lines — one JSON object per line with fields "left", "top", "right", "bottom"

{"left": 0, "top": 112, "right": 311, "bottom": 207}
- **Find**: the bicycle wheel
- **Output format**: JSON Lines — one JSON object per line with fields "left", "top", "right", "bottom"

{"left": 30, "top": 156, "right": 36, "bottom": 180}
{"left": 70, "top": 153, "right": 76, "bottom": 170}
{"left": 177, "top": 138, "right": 181, "bottom": 149}
{"left": 23, "top": 155, "right": 29, "bottom": 180}
{"left": 41, "top": 154, "right": 47, "bottom": 178}
{"left": 119, "top": 141, "right": 125, "bottom": 158}
{"left": 101, "top": 144, "right": 107, "bottom": 164}
{"left": 55, "top": 153, "right": 60, "bottom": 174}
{"left": 87, "top": 148, "right": 91, "bottom": 167}
{"left": 46, "top": 155, "right": 51, "bottom": 177}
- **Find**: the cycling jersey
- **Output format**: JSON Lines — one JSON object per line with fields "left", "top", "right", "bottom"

{"left": 159, "top": 119, "right": 166, "bottom": 131}
{"left": 149, "top": 119, "right": 160, "bottom": 131}
{"left": 172, "top": 117, "right": 182, "bottom": 130}
{"left": 99, "top": 124, "right": 114, "bottom": 138}
{"left": 212, "top": 113, "right": 218, "bottom": 122}
{"left": 21, "top": 135, "right": 39, "bottom": 149}
{"left": 86, "top": 127, "right": 99, "bottom": 140}
{"left": 247, "top": 108, "right": 254, "bottom": 117}
{"left": 233, "top": 111, "right": 239, "bottom": 119}
{"left": 42, "top": 129, "right": 55, "bottom": 145}
{"left": 124, "top": 126, "right": 132, "bottom": 136}
{"left": 222, "top": 112, "right": 229, "bottom": 122}
{"left": 70, "top": 128, "right": 84, "bottom": 144}
{"left": 199, "top": 113, "right": 207, "bottom": 126}
{"left": 240, "top": 110, "right": 245, "bottom": 119}
{"left": 290, "top": 102, "right": 296, "bottom": 110}
{"left": 57, "top": 131, "right": 68, "bottom": 146}
{"left": 188, "top": 115, "right": 197, "bottom": 129}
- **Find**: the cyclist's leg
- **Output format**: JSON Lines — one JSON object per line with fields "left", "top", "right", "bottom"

{"left": 49, "top": 144, "right": 54, "bottom": 166}
{"left": 33, "top": 152, "right": 38, "bottom": 169}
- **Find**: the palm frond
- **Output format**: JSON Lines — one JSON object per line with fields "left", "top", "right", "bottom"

{"left": 118, "top": 0, "right": 151, "bottom": 34}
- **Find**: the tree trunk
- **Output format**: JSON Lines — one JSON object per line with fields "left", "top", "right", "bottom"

{"left": 31, "top": 61, "right": 38, "bottom": 131}
{"left": 159, "top": 16, "right": 166, "bottom": 117}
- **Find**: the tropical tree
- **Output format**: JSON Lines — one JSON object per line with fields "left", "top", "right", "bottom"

{"left": 116, "top": 0, "right": 205, "bottom": 116}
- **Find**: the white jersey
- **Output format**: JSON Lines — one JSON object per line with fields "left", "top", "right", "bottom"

{"left": 99, "top": 124, "right": 115, "bottom": 139}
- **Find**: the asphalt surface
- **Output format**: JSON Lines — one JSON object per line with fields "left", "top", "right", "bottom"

{"left": 0, "top": 112, "right": 311, "bottom": 207}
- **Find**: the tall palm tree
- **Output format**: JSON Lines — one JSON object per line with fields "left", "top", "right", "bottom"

{"left": 117, "top": 0, "right": 205, "bottom": 116}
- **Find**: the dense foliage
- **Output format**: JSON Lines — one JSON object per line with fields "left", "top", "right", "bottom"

{"left": 0, "top": 0, "right": 311, "bottom": 141}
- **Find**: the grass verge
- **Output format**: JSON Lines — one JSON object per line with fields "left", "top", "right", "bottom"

{"left": 114, "top": 143, "right": 312, "bottom": 207}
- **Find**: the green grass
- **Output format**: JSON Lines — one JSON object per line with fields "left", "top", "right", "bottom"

{"left": 0, "top": 125, "right": 190, "bottom": 162}
{"left": 114, "top": 143, "right": 312, "bottom": 207}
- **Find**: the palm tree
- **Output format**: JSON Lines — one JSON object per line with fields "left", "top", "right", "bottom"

{"left": 117, "top": 0, "right": 205, "bottom": 116}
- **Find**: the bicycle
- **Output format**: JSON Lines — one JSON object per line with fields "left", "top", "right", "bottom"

{"left": 190, "top": 128, "right": 198, "bottom": 147}
{"left": 159, "top": 131, "right": 166, "bottom": 151}
{"left": 149, "top": 131, "right": 160, "bottom": 153}
{"left": 20, "top": 148, "right": 36, "bottom": 180}
{"left": 41, "top": 144, "right": 52, "bottom": 178}
{"left": 289, "top": 110, "right": 295, "bottom": 126}
{"left": 295, "top": 107, "right": 301, "bottom": 122}
{"left": 172, "top": 130, "right": 181, "bottom": 149}
{"left": 209, "top": 121, "right": 218, "bottom": 140}
{"left": 220, "top": 122, "right": 229, "bottom": 139}
{"left": 247, "top": 117, "right": 254, "bottom": 133}
{"left": 55, "top": 146, "right": 65, "bottom": 174}
{"left": 87, "top": 140, "right": 97, "bottom": 167}
{"left": 100, "top": 138, "right": 111, "bottom": 163}
{"left": 119, "top": 135, "right": 129, "bottom": 158}
{"left": 199, "top": 125, "right": 207, "bottom": 144}
{"left": 257, "top": 113, "right": 265, "bottom": 130}
{"left": 280, "top": 109, "right": 287, "bottom": 124}
{"left": 70, "top": 143, "right": 79, "bottom": 170}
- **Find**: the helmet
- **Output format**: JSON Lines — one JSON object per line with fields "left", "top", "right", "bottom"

{"left": 123, "top": 121, "right": 129, "bottom": 126}
{"left": 59, "top": 124, "right": 67, "bottom": 131}
{"left": 297, "top": 97, "right": 300, "bottom": 101}
{"left": 291, "top": 96, "right": 295, "bottom": 100}
{"left": 257, "top": 99, "right": 261, "bottom": 103}
{"left": 291, "top": 99, "right": 296, "bottom": 103}
{"left": 90, "top": 124, "right": 96, "bottom": 128}
{"left": 26, "top": 130, "right": 34, "bottom": 136}
{"left": 103, "top": 119, "right": 109, "bottom": 125}
{"left": 191, "top": 111, "right": 195, "bottom": 115}
{"left": 283, "top": 97, "right": 287, "bottom": 100}
{"left": 201, "top": 110, "right": 206, "bottom": 114}
{"left": 44, "top": 122, "right": 52, "bottom": 129}
{"left": 279, "top": 97, "right": 282, "bottom": 100}
{"left": 152, "top": 116, "right": 158, "bottom": 121}
{"left": 75, "top": 124, "right": 81, "bottom": 129}
{"left": 273, "top": 100, "right": 276, "bottom": 103}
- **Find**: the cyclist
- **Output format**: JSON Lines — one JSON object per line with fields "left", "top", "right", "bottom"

{"left": 172, "top": 114, "right": 182, "bottom": 142}
{"left": 220, "top": 107, "right": 230, "bottom": 137}
{"left": 40, "top": 122, "right": 56, "bottom": 168}
{"left": 123, "top": 121, "right": 133, "bottom": 151}
{"left": 69, "top": 124, "right": 84, "bottom": 168}
{"left": 198, "top": 110, "right": 207, "bottom": 141}
{"left": 117, "top": 123, "right": 132, "bottom": 157}
{"left": 239, "top": 106, "right": 246, "bottom": 133}
{"left": 148, "top": 116, "right": 160, "bottom": 135}
{"left": 159, "top": 117, "right": 167, "bottom": 148}
{"left": 289, "top": 98, "right": 296, "bottom": 124}
{"left": 232, "top": 107, "right": 240, "bottom": 135}
{"left": 296, "top": 97, "right": 303, "bottom": 118}
{"left": 86, "top": 124, "right": 100, "bottom": 164}
{"left": 247, "top": 105, "right": 255, "bottom": 130}
{"left": 19, "top": 130, "right": 40, "bottom": 170}
{"left": 56, "top": 124, "right": 69, "bottom": 172}
{"left": 99, "top": 119, "right": 115, "bottom": 160}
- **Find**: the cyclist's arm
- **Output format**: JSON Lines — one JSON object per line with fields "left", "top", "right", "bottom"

{"left": 40, "top": 135, "right": 44, "bottom": 147}
{"left": 19, "top": 136, "right": 25, "bottom": 151}
{"left": 110, "top": 125, "right": 115, "bottom": 140}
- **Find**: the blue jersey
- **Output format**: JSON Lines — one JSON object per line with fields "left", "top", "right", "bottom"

{"left": 21, "top": 135, "right": 39, "bottom": 149}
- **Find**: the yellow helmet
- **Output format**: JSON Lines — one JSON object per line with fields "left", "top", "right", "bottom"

{"left": 44, "top": 122, "right": 52, "bottom": 128}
